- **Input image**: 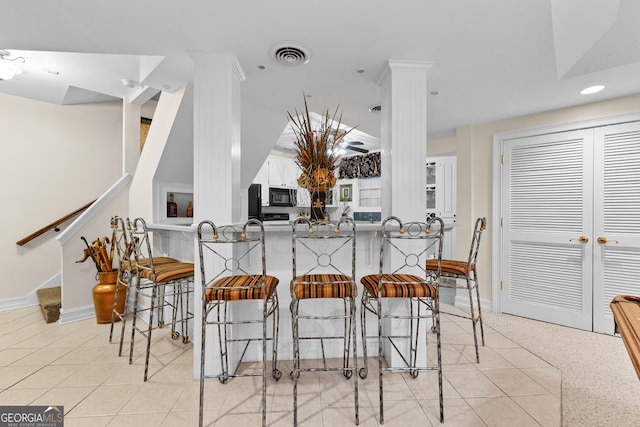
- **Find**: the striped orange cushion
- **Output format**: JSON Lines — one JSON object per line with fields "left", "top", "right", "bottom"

{"left": 291, "top": 274, "right": 357, "bottom": 299}
{"left": 206, "top": 274, "right": 279, "bottom": 301}
{"left": 360, "top": 274, "right": 437, "bottom": 298}
{"left": 138, "top": 262, "right": 194, "bottom": 282}
{"left": 121, "top": 257, "right": 179, "bottom": 271}
{"left": 426, "top": 259, "right": 472, "bottom": 276}
{"left": 139, "top": 257, "right": 179, "bottom": 266}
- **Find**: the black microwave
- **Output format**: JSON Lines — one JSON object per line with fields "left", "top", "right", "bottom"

{"left": 269, "top": 187, "right": 296, "bottom": 207}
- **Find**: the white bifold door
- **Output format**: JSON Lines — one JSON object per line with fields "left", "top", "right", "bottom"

{"left": 501, "top": 121, "right": 640, "bottom": 334}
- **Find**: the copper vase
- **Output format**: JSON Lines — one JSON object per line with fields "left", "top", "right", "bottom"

{"left": 92, "top": 271, "right": 126, "bottom": 324}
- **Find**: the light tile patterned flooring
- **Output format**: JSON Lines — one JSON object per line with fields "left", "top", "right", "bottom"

{"left": 0, "top": 304, "right": 560, "bottom": 426}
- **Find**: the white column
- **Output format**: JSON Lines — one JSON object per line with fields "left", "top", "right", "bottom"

{"left": 378, "top": 60, "right": 431, "bottom": 220}
{"left": 192, "top": 53, "right": 245, "bottom": 225}
{"left": 378, "top": 60, "right": 432, "bottom": 367}
{"left": 122, "top": 100, "right": 141, "bottom": 177}
{"left": 191, "top": 53, "right": 246, "bottom": 379}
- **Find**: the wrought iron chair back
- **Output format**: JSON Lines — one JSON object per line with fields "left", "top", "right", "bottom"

{"left": 291, "top": 217, "right": 356, "bottom": 285}
{"left": 109, "top": 215, "right": 132, "bottom": 346}
{"left": 467, "top": 217, "right": 486, "bottom": 269}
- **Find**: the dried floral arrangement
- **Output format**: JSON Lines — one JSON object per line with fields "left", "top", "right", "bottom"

{"left": 288, "top": 96, "right": 355, "bottom": 191}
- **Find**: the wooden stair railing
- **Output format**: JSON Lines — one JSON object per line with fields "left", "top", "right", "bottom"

{"left": 16, "top": 200, "right": 96, "bottom": 246}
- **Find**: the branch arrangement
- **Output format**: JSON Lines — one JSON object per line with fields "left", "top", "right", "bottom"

{"left": 288, "top": 95, "right": 355, "bottom": 191}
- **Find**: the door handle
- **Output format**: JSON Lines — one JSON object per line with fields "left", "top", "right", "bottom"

{"left": 597, "top": 236, "right": 619, "bottom": 244}
{"left": 570, "top": 235, "right": 589, "bottom": 243}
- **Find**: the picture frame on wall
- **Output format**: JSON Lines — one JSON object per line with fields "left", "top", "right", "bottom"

{"left": 340, "top": 184, "right": 352, "bottom": 202}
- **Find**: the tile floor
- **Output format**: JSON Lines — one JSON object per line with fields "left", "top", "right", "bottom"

{"left": 0, "top": 304, "right": 561, "bottom": 426}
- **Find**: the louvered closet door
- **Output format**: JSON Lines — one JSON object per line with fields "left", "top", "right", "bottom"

{"left": 592, "top": 122, "right": 640, "bottom": 334}
{"left": 502, "top": 130, "right": 594, "bottom": 330}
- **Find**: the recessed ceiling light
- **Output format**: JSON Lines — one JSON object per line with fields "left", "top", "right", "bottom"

{"left": 580, "top": 85, "right": 604, "bottom": 95}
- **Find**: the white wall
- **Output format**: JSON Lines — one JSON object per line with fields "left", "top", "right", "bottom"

{"left": 0, "top": 93, "right": 122, "bottom": 303}
{"left": 60, "top": 185, "right": 130, "bottom": 320}
{"left": 430, "top": 92, "right": 640, "bottom": 305}
{"left": 130, "top": 86, "right": 187, "bottom": 221}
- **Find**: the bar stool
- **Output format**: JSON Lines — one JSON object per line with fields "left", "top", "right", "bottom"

{"left": 290, "top": 217, "right": 359, "bottom": 426}
{"left": 197, "top": 219, "right": 281, "bottom": 427}
{"left": 126, "top": 217, "right": 194, "bottom": 381}
{"left": 426, "top": 216, "right": 486, "bottom": 363}
{"left": 360, "top": 216, "right": 444, "bottom": 424}
{"left": 108, "top": 216, "right": 180, "bottom": 350}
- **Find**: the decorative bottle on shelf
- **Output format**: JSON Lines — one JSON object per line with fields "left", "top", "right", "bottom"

{"left": 167, "top": 193, "right": 178, "bottom": 217}
{"left": 186, "top": 201, "right": 193, "bottom": 217}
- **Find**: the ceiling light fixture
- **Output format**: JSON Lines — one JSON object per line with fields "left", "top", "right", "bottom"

{"left": 0, "top": 49, "right": 25, "bottom": 81}
{"left": 580, "top": 85, "right": 604, "bottom": 95}
{"left": 121, "top": 79, "right": 138, "bottom": 88}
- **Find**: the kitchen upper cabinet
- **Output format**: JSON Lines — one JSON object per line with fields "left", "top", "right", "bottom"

{"left": 426, "top": 156, "right": 456, "bottom": 219}
{"left": 252, "top": 154, "right": 301, "bottom": 206}
{"left": 267, "top": 155, "right": 299, "bottom": 188}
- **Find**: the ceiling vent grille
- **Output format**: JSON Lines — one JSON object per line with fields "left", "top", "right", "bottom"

{"left": 270, "top": 42, "right": 310, "bottom": 66}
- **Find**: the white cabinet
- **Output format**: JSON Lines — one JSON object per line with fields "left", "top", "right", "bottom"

{"left": 426, "top": 156, "right": 456, "bottom": 220}
{"left": 252, "top": 154, "right": 301, "bottom": 206}
{"left": 267, "top": 155, "right": 299, "bottom": 188}
{"left": 358, "top": 177, "right": 382, "bottom": 208}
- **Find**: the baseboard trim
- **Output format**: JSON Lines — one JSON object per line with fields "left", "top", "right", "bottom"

{"left": 454, "top": 295, "right": 492, "bottom": 311}
{"left": 0, "top": 273, "right": 61, "bottom": 312}
{"left": 59, "top": 305, "right": 95, "bottom": 324}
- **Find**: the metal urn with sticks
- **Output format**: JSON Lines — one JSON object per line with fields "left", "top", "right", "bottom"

{"left": 77, "top": 234, "right": 125, "bottom": 324}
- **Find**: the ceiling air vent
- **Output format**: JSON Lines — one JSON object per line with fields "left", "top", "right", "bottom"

{"left": 270, "top": 42, "right": 311, "bottom": 66}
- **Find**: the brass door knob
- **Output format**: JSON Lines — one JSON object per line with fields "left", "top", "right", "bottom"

{"left": 570, "top": 235, "right": 589, "bottom": 243}
{"left": 597, "top": 236, "right": 619, "bottom": 244}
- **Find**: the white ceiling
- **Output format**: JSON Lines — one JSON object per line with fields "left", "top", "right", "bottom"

{"left": 1, "top": 0, "right": 639, "bottom": 154}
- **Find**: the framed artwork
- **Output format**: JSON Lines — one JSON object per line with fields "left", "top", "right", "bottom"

{"left": 340, "top": 184, "right": 352, "bottom": 202}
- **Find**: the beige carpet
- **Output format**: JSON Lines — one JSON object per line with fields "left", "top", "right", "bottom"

{"left": 483, "top": 311, "right": 640, "bottom": 426}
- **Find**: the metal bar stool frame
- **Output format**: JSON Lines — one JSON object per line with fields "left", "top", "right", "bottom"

{"left": 427, "top": 216, "right": 486, "bottom": 363}
{"left": 360, "top": 216, "right": 444, "bottom": 424}
{"left": 197, "top": 219, "right": 281, "bottom": 427}
{"left": 109, "top": 216, "right": 182, "bottom": 354}
{"left": 290, "top": 217, "right": 359, "bottom": 426}
{"left": 109, "top": 215, "right": 132, "bottom": 346}
{"left": 126, "top": 217, "right": 194, "bottom": 381}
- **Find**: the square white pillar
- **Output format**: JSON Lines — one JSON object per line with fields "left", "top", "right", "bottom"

{"left": 378, "top": 60, "right": 432, "bottom": 367}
